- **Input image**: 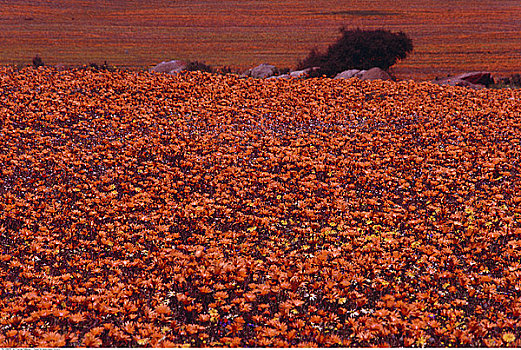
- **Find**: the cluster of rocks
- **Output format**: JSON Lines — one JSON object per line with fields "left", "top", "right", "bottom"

{"left": 150, "top": 60, "right": 496, "bottom": 88}
{"left": 333, "top": 67, "right": 393, "bottom": 81}
{"left": 431, "top": 72, "right": 494, "bottom": 90}
{"left": 150, "top": 60, "right": 188, "bottom": 74}
{"left": 263, "top": 66, "right": 393, "bottom": 81}
{"left": 251, "top": 64, "right": 319, "bottom": 79}
{"left": 150, "top": 60, "right": 394, "bottom": 82}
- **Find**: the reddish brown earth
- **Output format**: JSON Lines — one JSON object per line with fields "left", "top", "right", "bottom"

{"left": 1, "top": 0, "right": 521, "bottom": 80}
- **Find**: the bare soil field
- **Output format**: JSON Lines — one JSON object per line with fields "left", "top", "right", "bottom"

{"left": 1, "top": 67, "right": 521, "bottom": 347}
{"left": 1, "top": 0, "right": 521, "bottom": 79}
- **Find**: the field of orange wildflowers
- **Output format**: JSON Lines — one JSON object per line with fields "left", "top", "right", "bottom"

{"left": 1, "top": 67, "right": 521, "bottom": 347}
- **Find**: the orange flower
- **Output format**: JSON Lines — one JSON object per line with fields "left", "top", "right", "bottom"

{"left": 214, "top": 291, "right": 229, "bottom": 300}
{"left": 82, "top": 333, "right": 102, "bottom": 348}
{"left": 69, "top": 313, "right": 86, "bottom": 323}
{"left": 40, "top": 332, "right": 66, "bottom": 347}
{"left": 155, "top": 304, "right": 171, "bottom": 315}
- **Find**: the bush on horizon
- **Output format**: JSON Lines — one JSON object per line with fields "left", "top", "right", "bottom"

{"left": 185, "top": 61, "right": 214, "bottom": 73}
{"left": 297, "top": 28, "right": 413, "bottom": 77}
{"left": 86, "top": 61, "right": 116, "bottom": 72}
{"left": 32, "top": 55, "right": 44, "bottom": 68}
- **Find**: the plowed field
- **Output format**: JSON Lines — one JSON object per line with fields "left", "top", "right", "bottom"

{"left": 1, "top": 67, "right": 521, "bottom": 347}
{"left": 1, "top": 0, "right": 521, "bottom": 79}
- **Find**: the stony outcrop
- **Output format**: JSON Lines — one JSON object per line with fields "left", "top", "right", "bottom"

{"left": 456, "top": 72, "right": 494, "bottom": 87}
{"left": 432, "top": 77, "right": 485, "bottom": 90}
{"left": 267, "top": 74, "right": 291, "bottom": 80}
{"left": 150, "top": 60, "right": 187, "bottom": 74}
{"left": 249, "top": 64, "right": 278, "bottom": 78}
{"left": 289, "top": 69, "right": 309, "bottom": 78}
{"left": 334, "top": 69, "right": 361, "bottom": 79}
{"left": 290, "top": 67, "right": 320, "bottom": 78}
{"left": 333, "top": 67, "right": 392, "bottom": 81}
{"left": 356, "top": 67, "right": 392, "bottom": 81}
{"left": 432, "top": 71, "right": 494, "bottom": 89}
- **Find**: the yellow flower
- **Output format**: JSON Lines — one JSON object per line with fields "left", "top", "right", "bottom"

{"left": 137, "top": 338, "right": 149, "bottom": 346}
{"left": 416, "top": 335, "right": 428, "bottom": 347}
{"left": 502, "top": 332, "right": 516, "bottom": 343}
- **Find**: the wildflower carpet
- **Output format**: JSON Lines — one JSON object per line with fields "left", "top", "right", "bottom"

{"left": 1, "top": 67, "right": 520, "bottom": 347}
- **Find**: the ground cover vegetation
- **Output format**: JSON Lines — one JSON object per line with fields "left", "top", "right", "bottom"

{"left": 1, "top": 67, "right": 521, "bottom": 347}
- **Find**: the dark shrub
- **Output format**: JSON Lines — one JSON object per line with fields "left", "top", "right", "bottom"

{"left": 297, "top": 28, "right": 413, "bottom": 77}
{"left": 277, "top": 67, "right": 291, "bottom": 75}
{"left": 32, "top": 55, "right": 44, "bottom": 68}
{"left": 185, "top": 61, "right": 214, "bottom": 73}
{"left": 218, "top": 66, "right": 233, "bottom": 75}
{"left": 87, "top": 61, "right": 115, "bottom": 72}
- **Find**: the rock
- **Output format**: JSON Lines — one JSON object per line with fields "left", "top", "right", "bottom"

{"left": 334, "top": 69, "right": 361, "bottom": 79}
{"left": 267, "top": 74, "right": 291, "bottom": 80}
{"left": 290, "top": 67, "right": 320, "bottom": 78}
{"left": 249, "top": 63, "right": 278, "bottom": 78}
{"left": 455, "top": 71, "right": 494, "bottom": 87}
{"left": 432, "top": 71, "right": 494, "bottom": 89}
{"left": 150, "top": 60, "right": 187, "bottom": 74}
{"left": 355, "top": 67, "right": 392, "bottom": 81}
{"left": 432, "top": 77, "right": 485, "bottom": 90}
{"left": 289, "top": 68, "right": 309, "bottom": 78}
{"left": 290, "top": 69, "right": 309, "bottom": 78}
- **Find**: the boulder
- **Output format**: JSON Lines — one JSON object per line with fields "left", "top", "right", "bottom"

{"left": 290, "top": 69, "right": 309, "bottom": 78}
{"left": 249, "top": 63, "right": 278, "bottom": 78}
{"left": 267, "top": 74, "right": 291, "bottom": 80}
{"left": 432, "top": 77, "right": 485, "bottom": 90}
{"left": 355, "top": 67, "right": 392, "bottom": 81}
{"left": 455, "top": 71, "right": 494, "bottom": 87}
{"left": 150, "top": 60, "right": 187, "bottom": 74}
{"left": 334, "top": 69, "right": 361, "bottom": 79}
{"left": 290, "top": 67, "right": 320, "bottom": 78}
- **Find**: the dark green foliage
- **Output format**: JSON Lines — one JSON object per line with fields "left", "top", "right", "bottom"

{"left": 32, "top": 55, "right": 44, "bottom": 68}
{"left": 185, "top": 61, "right": 214, "bottom": 73}
{"left": 297, "top": 28, "right": 413, "bottom": 77}
{"left": 217, "top": 66, "right": 233, "bottom": 75}
{"left": 87, "top": 61, "right": 116, "bottom": 72}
